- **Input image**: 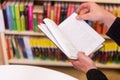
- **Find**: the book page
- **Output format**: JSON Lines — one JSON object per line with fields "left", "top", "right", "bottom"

{"left": 58, "top": 12, "right": 105, "bottom": 55}
{"left": 39, "top": 12, "right": 105, "bottom": 59}
{"left": 38, "top": 24, "right": 64, "bottom": 51}
{"left": 41, "top": 19, "right": 78, "bottom": 59}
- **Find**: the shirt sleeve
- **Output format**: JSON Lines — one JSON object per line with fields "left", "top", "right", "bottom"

{"left": 106, "top": 17, "right": 120, "bottom": 46}
{"left": 86, "top": 69, "right": 108, "bottom": 80}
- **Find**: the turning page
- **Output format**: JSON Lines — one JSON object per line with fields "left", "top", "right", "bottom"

{"left": 38, "top": 12, "right": 105, "bottom": 59}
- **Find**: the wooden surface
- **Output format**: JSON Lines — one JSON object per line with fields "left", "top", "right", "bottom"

{"left": 0, "top": 33, "right": 5, "bottom": 65}
{"left": 42, "top": 66, "right": 120, "bottom": 80}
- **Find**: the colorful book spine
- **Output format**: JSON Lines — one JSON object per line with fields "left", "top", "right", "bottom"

{"left": 28, "top": 0, "right": 34, "bottom": 31}
{"left": 37, "top": 13, "right": 43, "bottom": 24}
{"left": 23, "top": 36, "right": 34, "bottom": 60}
{"left": 5, "top": 36, "right": 11, "bottom": 59}
{"left": 18, "top": 37, "right": 28, "bottom": 58}
{"left": 11, "top": 1, "right": 17, "bottom": 30}
{"left": 6, "top": 1, "right": 13, "bottom": 30}
{"left": 1, "top": 0, "right": 8, "bottom": 29}
{"left": 15, "top": 0, "right": 21, "bottom": 31}
{"left": 47, "top": 2, "right": 51, "bottom": 19}
{"left": 33, "top": 13, "right": 38, "bottom": 32}
{"left": 24, "top": 0, "right": 29, "bottom": 30}
{"left": 43, "top": 1, "right": 47, "bottom": 18}
{"left": 20, "top": 0, "right": 26, "bottom": 31}
{"left": 15, "top": 36, "right": 24, "bottom": 58}
{"left": 56, "top": 3, "right": 61, "bottom": 25}
{"left": 11, "top": 36, "right": 21, "bottom": 58}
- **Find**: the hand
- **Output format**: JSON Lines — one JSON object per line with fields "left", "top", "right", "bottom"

{"left": 76, "top": 2, "right": 116, "bottom": 28}
{"left": 70, "top": 52, "right": 97, "bottom": 74}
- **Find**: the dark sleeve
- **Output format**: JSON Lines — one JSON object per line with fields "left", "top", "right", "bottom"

{"left": 86, "top": 69, "right": 108, "bottom": 80}
{"left": 106, "top": 17, "right": 120, "bottom": 46}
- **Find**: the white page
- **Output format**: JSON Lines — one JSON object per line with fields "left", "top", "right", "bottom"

{"left": 58, "top": 12, "right": 105, "bottom": 55}
{"left": 39, "top": 12, "right": 105, "bottom": 59}
{"left": 38, "top": 24, "right": 64, "bottom": 51}
{"left": 43, "top": 19, "right": 78, "bottom": 59}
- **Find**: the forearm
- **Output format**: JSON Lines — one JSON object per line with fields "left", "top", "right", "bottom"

{"left": 106, "top": 17, "right": 120, "bottom": 46}
{"left": 86, "top": 69, "right": 108, "bottom": 80}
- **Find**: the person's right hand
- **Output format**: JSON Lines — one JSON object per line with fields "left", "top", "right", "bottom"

{"left": 76, "top": 2, "right": 116, "bottom": 28}
{"left": 70, "top": 52, "right": 97, "bottom": 74}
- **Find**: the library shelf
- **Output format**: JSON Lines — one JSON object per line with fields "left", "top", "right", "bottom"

{"left": 8, "top": 59, "right": 120, "bottom": 69}
{"left": 5, "top": 30, "right": 45, "bottom": 36}
{"left": 39, "top": 0, "right": 120, "bottom": 4}
{"left": 96, "top": 63, "right": 120, "bottom": 69}
{"left": 1, "top": 0, "right": 120, "bottom": 69}
{"left": 8, "top": 59, "right": 72, "bottom": 67}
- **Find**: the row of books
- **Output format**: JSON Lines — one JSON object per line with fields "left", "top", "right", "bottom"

{"left": 2, "top": 0, "right": 34, "bottom": 31}
{"left": 5, "top": 35, "right": 67, "bottom": 61}
{"left": 1, "top": 1, "right": 120, "bottom": 34}
{"left": 93, "top": 41, "right": 120, "bottom": 64}
{"left": 5, "top": 35, "right": 120, "bottom": 63}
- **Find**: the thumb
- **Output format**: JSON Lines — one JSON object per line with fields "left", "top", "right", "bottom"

{"left": 77, "top": 52, "right": 86, "bottom": 58}
{"left": 76, "top": 13, "right": 92, "bottom": 21}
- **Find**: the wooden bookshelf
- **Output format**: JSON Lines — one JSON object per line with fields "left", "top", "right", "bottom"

{"left": 5, "top": 30, "right": 110, "bottom": 39}
{"left": 8, "top": 59, "right": 120, "bottom": 69}
{"left": 0, "top": 0, "right": 120, "bottom": 69}
{"left": 5, "top": 30, "right": 45, "bottom": 36}
{"left": 8, "top": 59, "right": 72, "bottom": 67}
{"left": 96, "top": 63, "right": 120, "bottom": 69}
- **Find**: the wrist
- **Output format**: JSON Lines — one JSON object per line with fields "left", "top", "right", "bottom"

{"left": 85, "top": 66, "right": 97, "bottom": 74}
{"left": 102, "top": 12, "right": 116, "bottom": 28}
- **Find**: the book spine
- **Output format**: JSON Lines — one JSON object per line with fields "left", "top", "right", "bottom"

{"left": 15, "top": 2, "right": 21, "bottom": 31}
{"left": 5, "top": 36, "right": 11, "bottom": 59}
{"left": 43, "top": 1, "right": 47, "bottom": 18}
{"left": 50, "top": 6, "right": 54, "bottom": 21}
{"left": 28, "top": 4, "right": 33, "bottom": 30}
{"left": 1, "top": 1, "right": 8, "bottom": 29}
{"left": 33, "top": 13, "right": 38, "bottom": 32}
{"left": 6, "top": 4, "right": 13, "bottom": 30}
{"left": 47, "top": 2, "right": 51, "bottom": 18}
{"left": 37, "top": 13, "right": 43, "bottom": 24}
{"left": 15, "top": 36, "right": 24, "bottom": 58}
{"left": 24, "top": 0, "right": 29, "bottom": 30}
{"left": 23, "top": 36, "right": 34, "bottom": 60}
{"left": 20, "top": 0, "right": 26, "bottom": 31}
{"left": 8, "top": 36, "right": 14, "bottom": 59}
{"left": 18, "top": 37, "right": 28, "bottom": 58}
{"left": 11, "top": 3, "right": 17, "bottom": 30}
{"left": 54, "top": 2, "right": 57, "bottom": 24}
{"left": 56, "top": 3, "right": 61, "bottom": 25}
{"left": 11, "top": 36, "right": 21, "bottom": 59}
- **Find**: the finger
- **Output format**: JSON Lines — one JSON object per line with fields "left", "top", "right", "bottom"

{"left": 76, "top": 3, "right": 90, "bottom": 13}
{"left": 77, "top": 52, "right": 85, "bottom": 56}
{"left": 88, "top": 53, "right": 94, "bottom": 58}
{"left": 76, "top": 13, "right": 92, "bottom": 20}
{"left": 77, "top": 8, "right": 89, "bottom": 15}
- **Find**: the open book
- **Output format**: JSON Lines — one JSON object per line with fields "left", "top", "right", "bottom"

{"left": 38, "top": 12, "right": 105, "bottom": 59}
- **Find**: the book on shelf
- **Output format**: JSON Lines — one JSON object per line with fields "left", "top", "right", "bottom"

{"left": 38, "top": 12, "right": 105, "bottom": 59}
{"left": 23, "top": 36, "right": 34, "bottom": 60}
{"left": 0, "top": 2, "right": 5, "bottom": 32}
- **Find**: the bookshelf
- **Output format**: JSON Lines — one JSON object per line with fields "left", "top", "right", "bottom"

{"left": 2, "top": 31, "right": 120, "bottom": 69}
{"left": 0, "top": 0, "right": 120, "bottom": 69}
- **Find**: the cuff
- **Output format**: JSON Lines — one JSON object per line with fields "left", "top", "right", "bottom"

{"left": 86, "top": 69, "right": 108, "bottom": 80}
